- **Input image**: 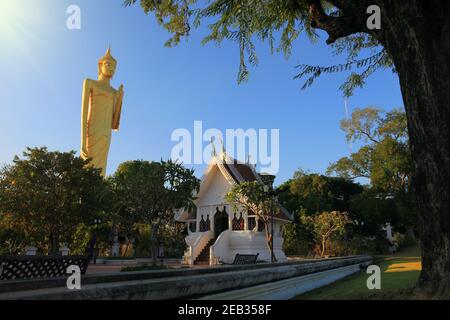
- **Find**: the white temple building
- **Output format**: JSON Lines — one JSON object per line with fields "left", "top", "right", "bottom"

{"left": 175, "top": 152, "right": 293, "bottom": 265}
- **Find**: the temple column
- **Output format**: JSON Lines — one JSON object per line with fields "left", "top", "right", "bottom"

{"left": 244, "top": 212, "right": 248, "bottom": 231}
{"left": 209, "top": 206, "right": 214, "bottom": 233}
{"left": 226, "top": 205, "right": 232, "bottom": 231}
{"left": 196, "top": 209, "right": 200, "bottom": 233}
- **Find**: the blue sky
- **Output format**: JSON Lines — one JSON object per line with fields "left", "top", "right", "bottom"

{"left": 0, "top": 0, "right": 404, "bottom": 185}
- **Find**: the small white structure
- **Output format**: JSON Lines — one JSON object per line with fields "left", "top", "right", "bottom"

{"left": 176, "top": 152, "right": 293, "bottom": 266}
{"left": 59, "top": 244, "right": 70, "bottom": 256}
{"left": 25, "top": 246, "right": 37, "bottom": 256}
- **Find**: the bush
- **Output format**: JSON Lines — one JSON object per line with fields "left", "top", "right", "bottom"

{"left": 282, "top": 222, "right": 312, "bottom": 256}
{"left": 0, "top": 227, "right": 27, "bottom": 256}
{"left": 393, "top": 232, "right": 417, "bottom": 250}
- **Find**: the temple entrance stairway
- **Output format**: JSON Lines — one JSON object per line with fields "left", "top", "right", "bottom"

{"left": 194, "top": 238, "right": 216, "bottom": 265}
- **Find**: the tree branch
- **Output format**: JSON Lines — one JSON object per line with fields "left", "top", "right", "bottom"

{"left": 306, "top": 0, "right": 370, "bottom": 44}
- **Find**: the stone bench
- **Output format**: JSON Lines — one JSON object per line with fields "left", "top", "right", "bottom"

{"left": 230, "top": 253, "right": 260, "bottom": 265}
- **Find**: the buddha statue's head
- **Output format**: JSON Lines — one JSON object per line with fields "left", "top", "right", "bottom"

{"left": 98, "top": 48, "right": 117, "bottom": 79}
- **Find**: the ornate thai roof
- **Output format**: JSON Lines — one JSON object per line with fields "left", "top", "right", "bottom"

{"left": 175, "top": 152, "right": 293, "bottom": 222}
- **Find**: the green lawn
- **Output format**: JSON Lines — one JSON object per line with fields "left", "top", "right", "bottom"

{"left": 296, "top": 245, "right": 421, "bottom": 300}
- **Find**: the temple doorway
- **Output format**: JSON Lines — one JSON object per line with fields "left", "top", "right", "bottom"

{"left": 214, "top": 207, "right": 229, "bottom": 239}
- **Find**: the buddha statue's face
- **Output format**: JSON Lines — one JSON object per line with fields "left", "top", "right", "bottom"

{"left": 99, "top": 59, "right": 116, "bottom": 79}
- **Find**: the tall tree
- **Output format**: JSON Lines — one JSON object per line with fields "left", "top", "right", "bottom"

{"left": 280, "top": 170, "right": 364, "bottom": 215}
{"left": 110, "top": 160, "right": 199, "bottom": 264}
{"left": 126, "top": 0, "right": 450, "bottom": 295}
{"left": 0, "top": 147, "right": 109, "bottom": 254}
{"left": 327, "top": 107, "right": 415, "bottom": 231}
{"left": 226, "top": 181, "right": 281, "bottom": 262}
{"left": 328, "top": 107, "right": 410, "bottom": 191}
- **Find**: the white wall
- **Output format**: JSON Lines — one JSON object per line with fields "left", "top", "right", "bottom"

{"left": 186, "top": 162, "right": 291, "bottom": 265}
{"left": 212, "top": 226, "right": 287, "bottom": 264}
{"left": 196, "top": 166, "right": 231, "bottom": 207}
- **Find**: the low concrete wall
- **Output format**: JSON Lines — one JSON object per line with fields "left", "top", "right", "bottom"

{"left": 0, "top": 255, "right": 371, "bottom": 300}
{"left": 199, "top": 263, "right": 365, "bottom": 300}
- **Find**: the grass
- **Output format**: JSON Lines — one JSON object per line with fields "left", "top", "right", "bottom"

{"left": 296, "top": 245, "right": 421, "bottom": 300}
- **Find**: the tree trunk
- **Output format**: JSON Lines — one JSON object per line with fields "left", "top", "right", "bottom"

{"left": 151, "top": 224, "right": 159, "bottom": 266}
{"left": 124, "top": 240, "right": 130, "bottom": 256}
{"left": 264, "top": 223, "right": 277, "bottom": 263}
{"left": 49, "top": 232, "right": 60, "bottom": 255}
{"left": 321, "top": 239, "right": 326, "bottom": 258}
{"left": 379, "top": 1, "right": 450, "bottom": 297}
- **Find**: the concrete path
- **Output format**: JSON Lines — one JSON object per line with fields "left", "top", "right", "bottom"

{"left": 198, "top": 263, "right": 363, "bottom": 300}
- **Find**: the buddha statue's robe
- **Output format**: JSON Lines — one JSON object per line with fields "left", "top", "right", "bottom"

{"left": 81, "top": 79, "right": 122, "bottom": 177}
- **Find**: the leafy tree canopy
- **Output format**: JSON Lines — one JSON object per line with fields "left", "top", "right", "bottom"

{"left": 0, "top": 147, "right": 109, "bottom": 254}
{"left": 226, "top": 181, "right": 281, "bottom": 260}
{"left": 277, "top": 169, "right": 363, "bottom": 216}
{"left": 327, "top": 107, "right": 415, "bottom": 232}
{"left": 110, "top": 160, "right": 199, "bottom": 226}
{"left": 327, "top": 107, "right": 411, "bottom": 194}
{"left": 109, "top": 159, "right": 199, "bottom": 263}
{"left": 124, "top": 0, "right": 392, "bottom": 95}
{"left": 301, "top": 211, "right": 353, "bottom": 257}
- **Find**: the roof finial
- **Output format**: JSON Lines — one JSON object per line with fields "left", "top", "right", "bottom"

{"left": 219, "top": 136, "right": 226, "bottom": 156}
{"left": 210, "top": 137, "right": 216, "bottom": 157}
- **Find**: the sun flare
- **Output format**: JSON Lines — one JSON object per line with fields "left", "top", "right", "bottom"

{"left": 0, "top": 1, "right": 24, "bottom": 36}
{"left": 0, "top": 0, "right": 47, "bottom": 72}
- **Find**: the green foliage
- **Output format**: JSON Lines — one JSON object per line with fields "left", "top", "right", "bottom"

{"left": 297, "top": 48, "right": 393, "bottom": 97}
{"left": 111, "top": 160, "right": 199, "bottom": 226}
{"left": 133, "top": 222, "right": 187, "bottom": 258}
{"left": 0, "top": 214, "right": 28, "bottom": 255}
{"left": 393, "top": 232, "right": 417, "bottom": 251}
{"left": 226, "top": 181, "right": 279, "bottom": 226}
{"left": 277, "top": 171, "right": 363, "bottom": 256}
{"left": 278, "top": 170, "right": 363, "bottom": 216}
{"left": 340, "top": 107, "right": 408, "bottom": 145}
{"left": 282, "top": 208, "right": 313, "bottom": 256}
{"left": 110, "top": 159, "right": 199, "bottom": 262}
{"left": 301, "top": 211, "right": 353, "bottom": 257}
{"left": 226, "top": 181, "right": 280, "bottom": 260}
{"left": 124, "top": 0, "right": 390, "bottom": 94}
{"left": 68, "top": 224, "right": 92, "bottom": 255}
{"left": 0, "top": 147, "right": 110, "bottom": 254}
{"left": 327, "top": 107, "right": 415, "bottom": 232}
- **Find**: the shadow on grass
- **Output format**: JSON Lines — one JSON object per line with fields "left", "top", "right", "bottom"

{"left": 297, "top": 247, "right": 421, "bottom": 300}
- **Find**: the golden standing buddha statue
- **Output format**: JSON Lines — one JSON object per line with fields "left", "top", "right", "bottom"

{"left": 81, "top": 48, "right": 124, "bottom": 176}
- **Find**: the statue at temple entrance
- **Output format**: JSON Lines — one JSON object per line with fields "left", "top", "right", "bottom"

{"left": 80, "top": 48, "right": 124, "bottom": 176}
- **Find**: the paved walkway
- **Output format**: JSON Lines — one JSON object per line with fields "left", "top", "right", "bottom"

{"left": 86, "top": 265, "right": 122, "bottom": 274}
{"left": 198, "top": 264, "right": 363, "bottom": 300}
